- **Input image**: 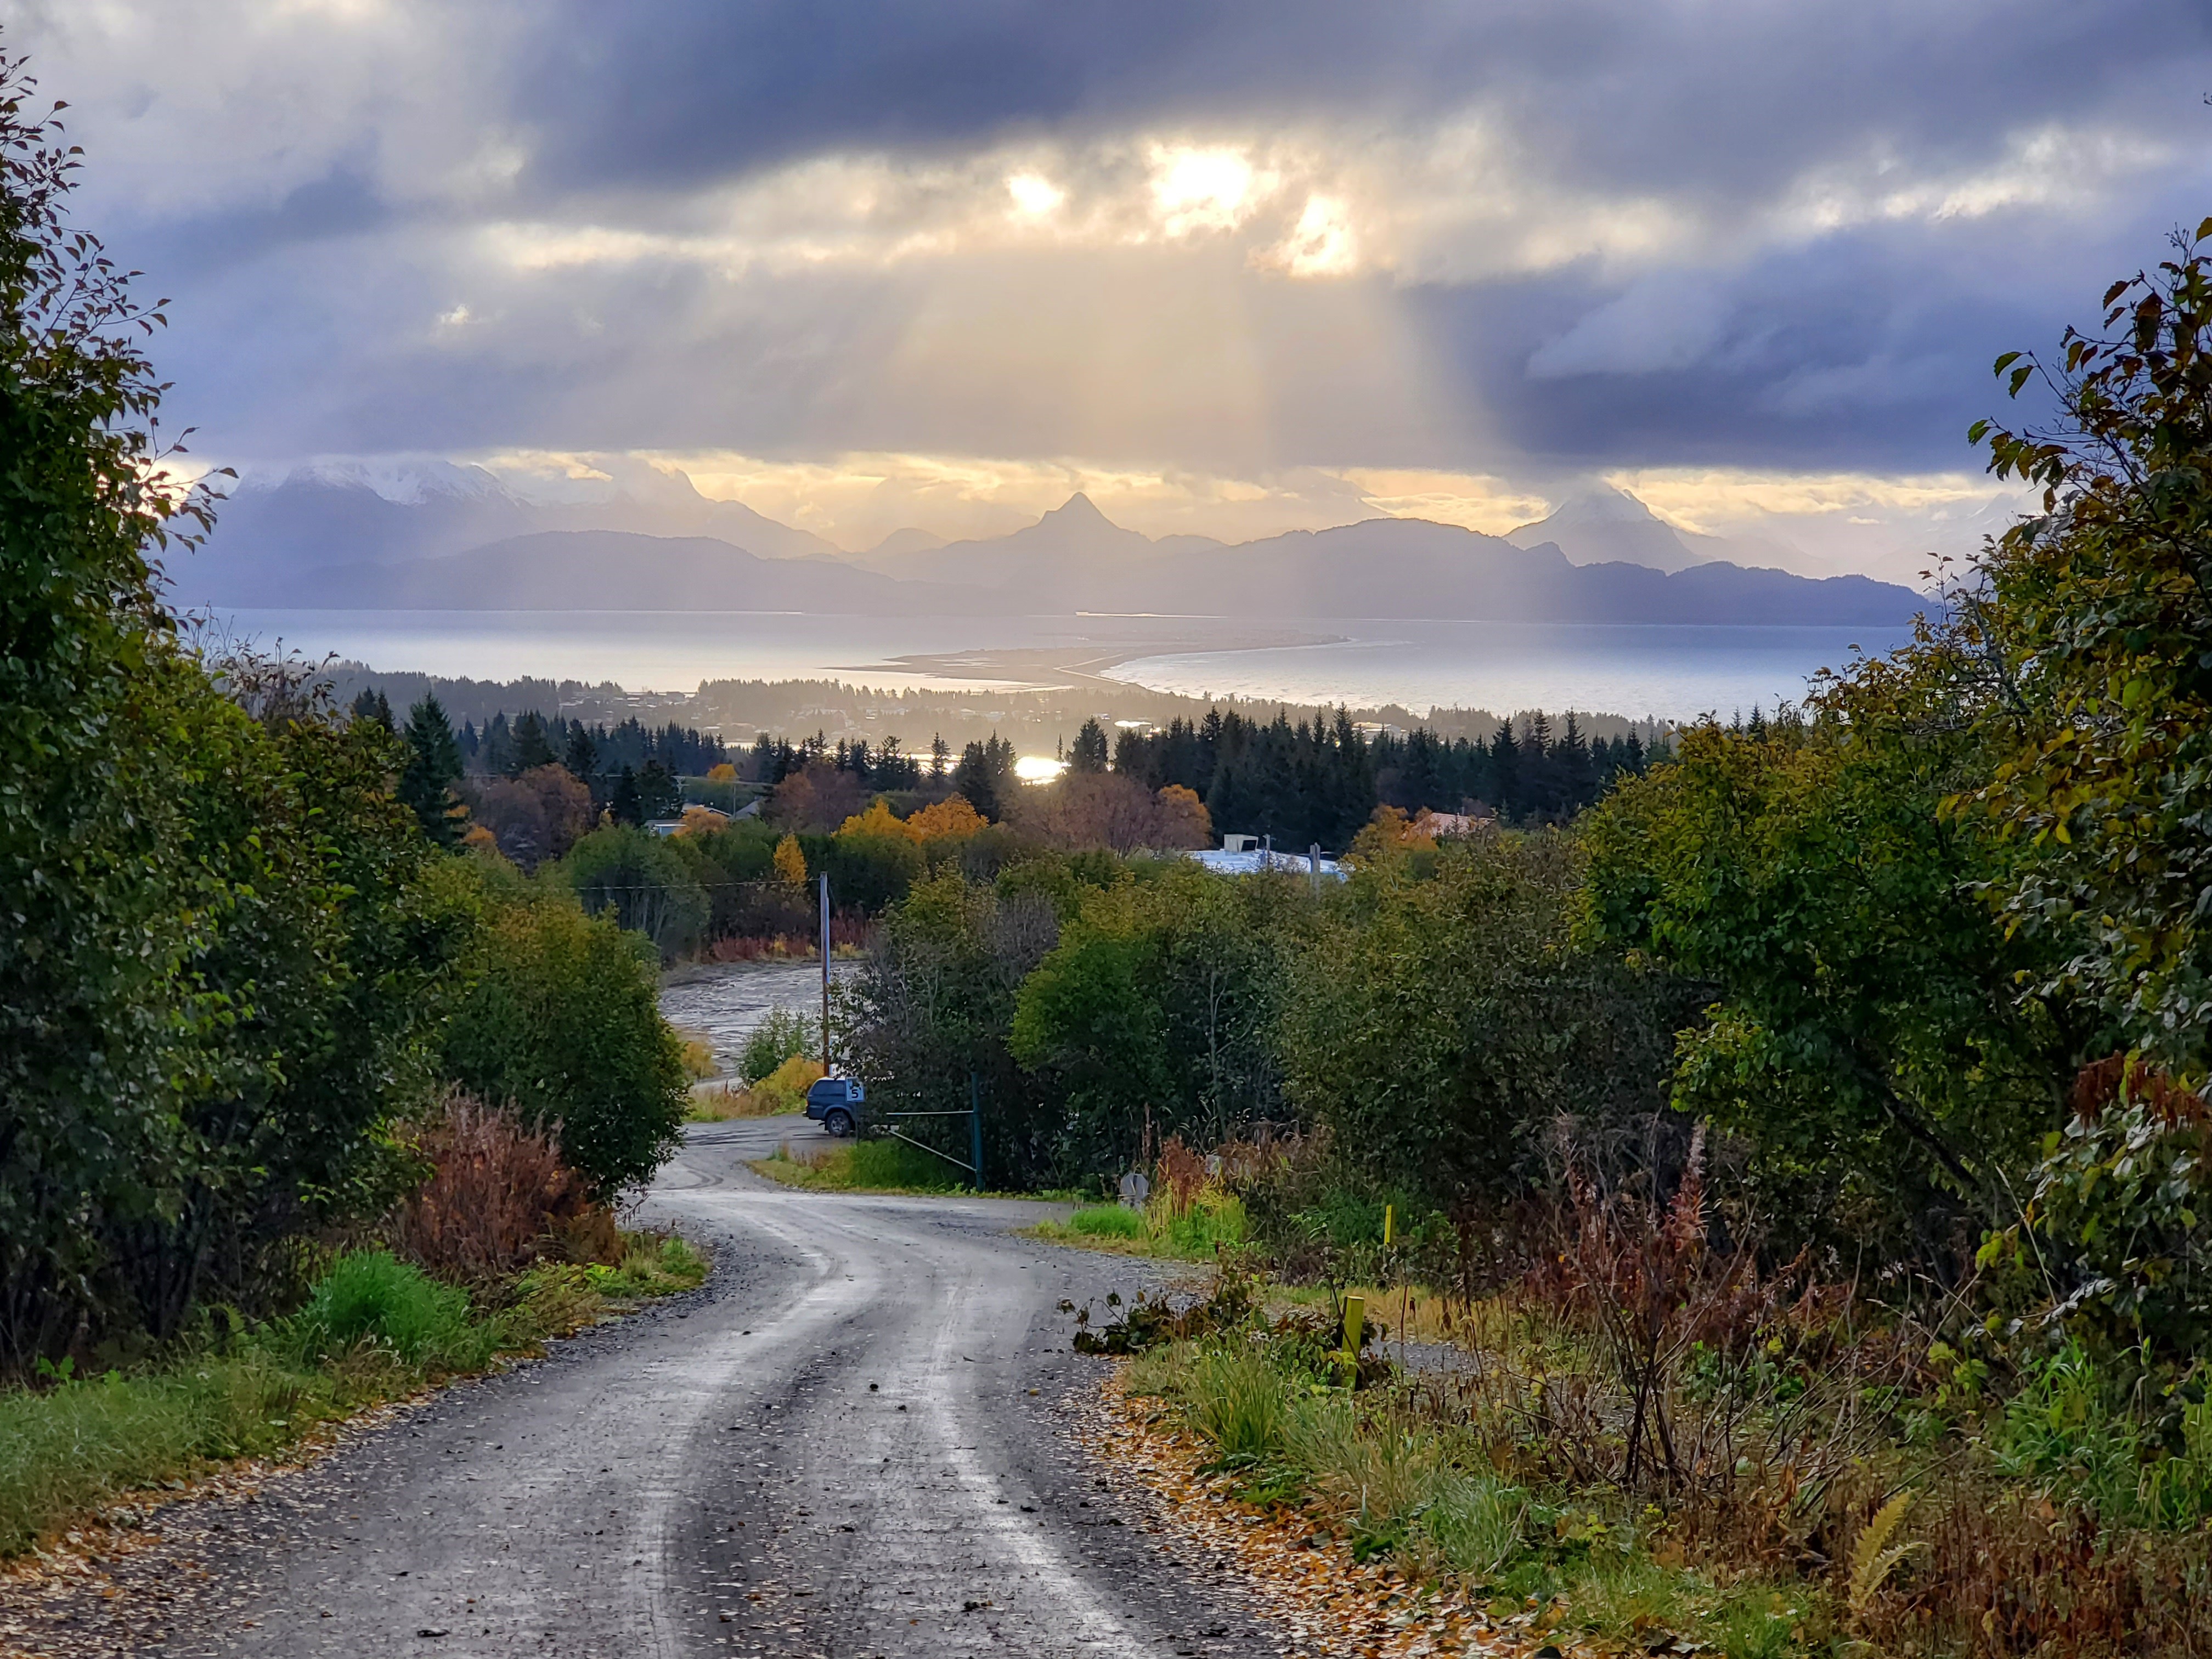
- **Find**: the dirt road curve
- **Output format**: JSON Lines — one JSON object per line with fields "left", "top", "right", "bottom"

{"left": 10, "top": 1121, "right": 1288, "bottom": 1658}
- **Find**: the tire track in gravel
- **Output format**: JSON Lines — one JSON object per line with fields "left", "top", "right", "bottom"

{"left": 3, "top": 1120, "right": 1300, "bottom": 1658}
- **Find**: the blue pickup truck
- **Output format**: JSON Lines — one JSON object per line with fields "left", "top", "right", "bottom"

{"left": 804, "top": 1077, "right": 865, "bottom": 1138}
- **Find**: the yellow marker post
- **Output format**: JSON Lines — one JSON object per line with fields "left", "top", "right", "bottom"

{"left": 1383, "top": 1204, "right": 1393, "bottom": 1246}
{"left": 1342, "top": 1294, "right": 1364, "bottom": 1361}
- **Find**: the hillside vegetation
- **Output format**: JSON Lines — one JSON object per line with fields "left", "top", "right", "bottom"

{"left": 839, "top": 229, "right": 2212, "bottom": 1656}
{"left": 0, "top": 59, "right": 696, "bottom": 1547}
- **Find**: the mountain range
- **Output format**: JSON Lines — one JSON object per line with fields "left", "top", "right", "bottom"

{"left": 165, "top": 464, "right": 1932, "bottom": 627}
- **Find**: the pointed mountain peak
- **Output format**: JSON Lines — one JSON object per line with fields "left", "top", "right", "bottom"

{"left": 1040, "top": 490, "right": 1115, "bottom": 527}
{"left": 1541, "top": 485, "right": 1667, "bottom": 529}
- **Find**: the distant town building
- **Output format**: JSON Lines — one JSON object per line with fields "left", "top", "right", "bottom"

{"left": 1186, "top": 835, "right": 1347, "bottom": 881}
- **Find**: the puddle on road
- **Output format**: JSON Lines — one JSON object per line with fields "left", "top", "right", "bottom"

{"left": 658, "top": 960, "right": 860, "bottom": 1077}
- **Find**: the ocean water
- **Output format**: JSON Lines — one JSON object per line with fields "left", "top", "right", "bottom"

{"left": 1103, "top": 619, "right": 1915, "bottom": 722}
{"left": 204, "top": 608, "right": 1915, "bottom": 723}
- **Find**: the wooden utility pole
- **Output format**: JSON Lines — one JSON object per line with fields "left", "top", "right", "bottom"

{"left": 819, "top": 872, "right": 831, "bottom": 1074}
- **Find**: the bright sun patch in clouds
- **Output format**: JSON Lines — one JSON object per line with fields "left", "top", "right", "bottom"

{"left": 1149, "top": 144, "right": 1269, "bottom": 237}
{"left": 1005, "top": 172, "right": 1065, "bottom": 217}
{"left": 1262, "top": 194, "right": 1358, "bottom": 278}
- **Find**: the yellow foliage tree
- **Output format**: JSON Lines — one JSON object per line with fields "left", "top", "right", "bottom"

{"left": 905, "top": 794, "right": 989, "bottom": 840}
{"left": 1153, "top": 783, "right": 1211, "bottom": 849}
{"left": 706, "top": 761, "right": 737, "bottom": 782}
{"left": 677, "top": 804, "right": 729, "bottom": 837}
{"left": 837, "top": 798, "right": 910, "bottom": 839}
{"left": 1347, "top": 804, "right": 1436, "bottom": 866}
{"left": 772, "top": 833, "right": 807, "bottom": 885}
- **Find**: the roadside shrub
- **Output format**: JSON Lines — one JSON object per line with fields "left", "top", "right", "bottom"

{"left": 2028, "top": 1061, "right": 2211, "bottom": 1362}
{"left": 1161, "top": 1190, "right": 1249, "bottom": 1255}
{"left": 753, "top": 1053, "right": 824, "bottom": 1114}
{"left": 741, "top": 1007, "right": 816, "bottom": 1083}
{"left": 297, "top": 1250, "right": 474, "bottom": 1364}
{"left": 442, "top": 896, "right": 689, "bottom": 1198}
{"left": 674, "top": 1032, "right": 718, "bottom": 1081}
{"left": 386, "top": 1092, "right": 603, "bottom": 1284}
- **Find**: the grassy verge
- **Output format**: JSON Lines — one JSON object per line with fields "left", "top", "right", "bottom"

{"left": 750, "top": 1135, "right": 972, "bottom": 1193}
{"left": 1031, "top": 1191, "right": 1250, "bottom": 1261}
{"left": 747, "top": 1136, "right": 1087, "bottom": 1200}
{"left": 687, "top": 1054, "right": 822, "bottom": 1123}
{"left": 1126, "top": 1329, "right": 1812, "bottom": 1659}
{"left": 0, "top": 1233, "right": 705, "bottom": 1559}
{"left": 1105, "top": 1269, "right": 2212, "bottom": 1659}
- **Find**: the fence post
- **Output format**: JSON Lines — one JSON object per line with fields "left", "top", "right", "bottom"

{"left": 969, "top": 1071, "right": 985, "bottom": 1192}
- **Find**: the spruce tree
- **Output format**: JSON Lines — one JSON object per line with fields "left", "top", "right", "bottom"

{"left": 563, "top": 721, "right": 598, "bottom": 780}
{"left": 398, "top": 695, "right": 465, "bottom": 847}
{"left": 1069, "top": 716, "right": 1109, "bottom": 773}
{"left": 1490, "top": 720, "right": 1521, "bottom": 819}
{"left": 510, "top": 710, "right": 555, "bottom": 773}
{"left": 611, "top": 764, "right": 645, "bottom": 826}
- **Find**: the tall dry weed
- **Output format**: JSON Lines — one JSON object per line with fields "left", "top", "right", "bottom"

{"left": 386, "top": 1091, "right": 615, "bottom": 1284}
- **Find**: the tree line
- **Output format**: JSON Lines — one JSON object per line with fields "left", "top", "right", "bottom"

{"left": 0, "top": 84, "right": 687, "bottom": 1372}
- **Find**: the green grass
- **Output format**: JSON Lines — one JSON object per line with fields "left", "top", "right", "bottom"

{"left": 1066, "top": 1204, "right": 1146, "bottom": 1238}
{"left": 1034, "top": 1192, "right": 1249, "bottom": 1260}
{"left": 1135, "top": 1334, "right": 1819, "bottom": 1657}
{"left": 584, "top": 1234, "right": 710, "bottom": 1299}
{"left": 750, "top": 1135, "right": 970, "bottom": 1193}
{"left": 298, "top": 1250, "right": 479, "bottom": 1364}
{"left": 0, "top": 1235, "right": 707, "bottom": 1559}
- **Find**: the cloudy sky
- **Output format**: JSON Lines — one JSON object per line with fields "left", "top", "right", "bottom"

{"left": 11, "top": 0, "right": 2211, "bottom": 574}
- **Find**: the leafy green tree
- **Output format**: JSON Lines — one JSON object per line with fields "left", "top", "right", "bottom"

{"left": 1579, "top": 688, "right": 2074, "bottom": 1250}
{"left": 399, "top": 694, "right": 466, "bottom": 847}
{"left": 1280, "top": 832, "right": 1686, "bottom": 1214}
{"left": 1011, "top": 864, "right": 1299, "bottom": 1165}
{"left": 845, "top": 870, "right": 1060, "bottom": 1184}
{"left": 0, "top": 63, "right": 321, "bottom": 1361}
{"left": 563, "top": 823, "right": 709, "bottom": 960}
{"left": 109, "top": 658, "right": 475, "bottom": 1335}
{"left": 441, "top": 893, "right": 687, "bottom": 1197}
{"left": 1963, "top": 223, "right": 2212, "bottom": 1076}
{"left": 0, "top": 49, "right": 483, "bottom": 1366}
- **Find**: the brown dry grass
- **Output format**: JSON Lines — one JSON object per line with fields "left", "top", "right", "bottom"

{"left": 386, "top": 1091, "right": 618, "bottom": 1284}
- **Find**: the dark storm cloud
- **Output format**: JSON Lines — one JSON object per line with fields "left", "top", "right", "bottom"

{"left": 511, "top": 0, "right": 2203, "bottom": 212}
{"left": 19, "top": 0, "right": 2212, "bottom": 493}
{"left": 1427, "top": 215, "right": 2114, "bottom": 474}
{"left": 152, "top": 166, "right": 393, "bottom": 279}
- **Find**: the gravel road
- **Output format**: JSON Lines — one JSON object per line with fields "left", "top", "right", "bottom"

{"left": 9, "top": 1120, "right": 1288, "bottom": 1658}
{"left": 657, "top": 962, "right": 856, "bottom": 1080}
